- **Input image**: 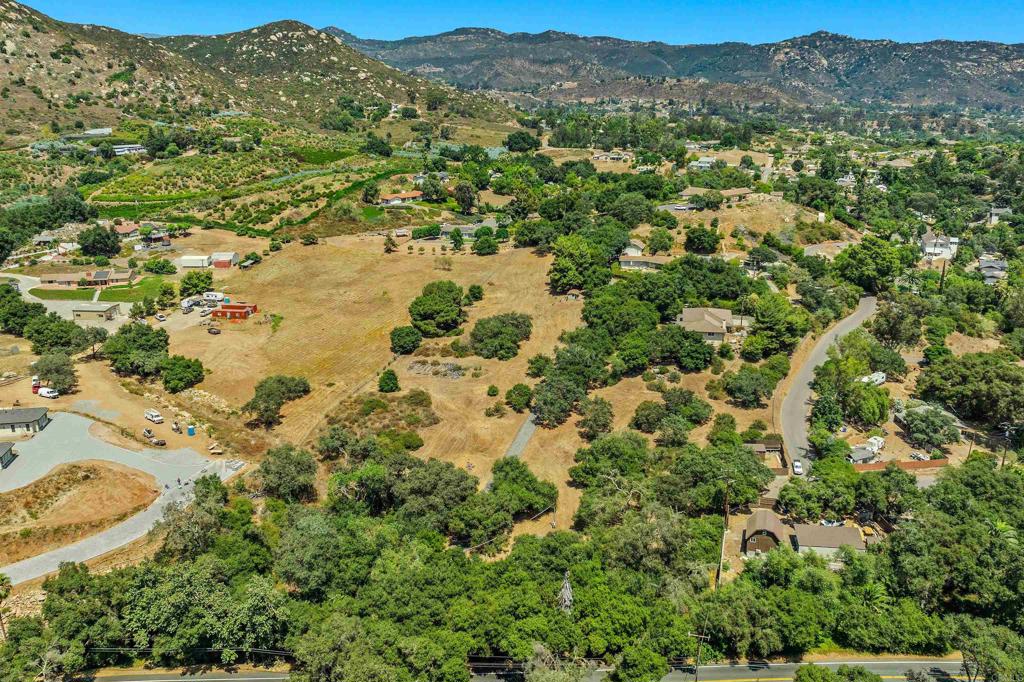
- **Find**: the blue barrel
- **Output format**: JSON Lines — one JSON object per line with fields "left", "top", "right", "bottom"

{"left": 223, "top": 297, "right": 230, "bottom": 303}
{"left": 187, "top": 424, "right": 196, "bottom": 436}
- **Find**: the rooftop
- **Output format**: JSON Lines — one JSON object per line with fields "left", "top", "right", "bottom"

{"left": 0, "top": 407, "right": 48, "bottom": 426}
{"left": 793, "top": 523, "right": 865, "bottom": 550}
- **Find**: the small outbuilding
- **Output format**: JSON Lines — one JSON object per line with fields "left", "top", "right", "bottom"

{"left": 211, "top": 302, "right": 258, "bottom": 320}
{"left": 72, "top": 302, "right": 120, "bottom": 322}
{"left": 0, "top": 407, "right": 50, "bottom": 434}
{"left": 181, "top": 255, "right": 212, "bottom": 268}
{"left": 211, "top": 251, "right": 240, "bottom": 268}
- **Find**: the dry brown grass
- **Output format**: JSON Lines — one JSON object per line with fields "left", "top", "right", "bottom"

{"left": 0, "top": 461, "right": 157, "bottom": 564}
{"left": 169, "top": 236, "right": 578, "bottom": 452}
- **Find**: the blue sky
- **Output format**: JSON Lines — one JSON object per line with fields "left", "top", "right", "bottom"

{"left": 30, "top": 0, "right": 1024, "bottom": 43}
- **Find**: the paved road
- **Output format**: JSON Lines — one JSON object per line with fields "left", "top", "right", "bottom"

{"left": 0, "top": 412, "right": 239, "bottom": 584}
{"left": 780, "top": 297, "right": 878, "bottom": 473}
{"left": 503, "top": 413, "right": 537, "bottom": 458}
{"left": 93, "top": 659, "right": 965, "bottom": 682}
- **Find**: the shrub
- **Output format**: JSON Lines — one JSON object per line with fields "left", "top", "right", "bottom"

{"left": 378, "top": 369, "right": 400, "bottom": 393}
{"left": 161, "top": 355, "right": 205, "bottom": 393}
{"left": 470, "top": 313, "right": 533, "bottom": 360}
{"left": 390, "top": 325, "right": 422, "bottom": 354}
{"left": 505, "top": 383, "right": 533, "bottom": 412}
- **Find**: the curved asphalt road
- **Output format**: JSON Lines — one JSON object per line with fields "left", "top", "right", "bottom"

{"left": 781, "top": 297, "right": 878, "bottom": 473}
{"left": 0, "top": 412, "right": 238, "bottom": 585}
{"left": 93, "top": 658, "right": 965, "bottom": 682}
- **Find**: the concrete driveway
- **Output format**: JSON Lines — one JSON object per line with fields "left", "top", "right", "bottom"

{"left": 0, "top": 412, "right": 241, "bottom": 584}
{"left": 780, "top": 297, "right": 878, "bottom": 474}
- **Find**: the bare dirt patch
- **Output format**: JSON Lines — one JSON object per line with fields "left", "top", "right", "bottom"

{"left": 0, "top": 460, "right": 158, "bottom": 564}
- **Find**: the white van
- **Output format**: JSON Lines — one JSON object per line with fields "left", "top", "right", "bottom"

{"left": 202, "top": 292, "right": 225, "bottom": 302}
{"left": 144, "top": 409, "right": 164, "bottom": 424}
{"left": 38, "top": 387, "right": 59, "bottom": 399}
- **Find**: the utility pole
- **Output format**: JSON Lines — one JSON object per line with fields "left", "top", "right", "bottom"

{"left": 688, "top": 624, "right": 711, "bottom": 682}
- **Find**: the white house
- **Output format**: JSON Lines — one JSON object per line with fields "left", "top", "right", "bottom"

{"left": 989, "top": 207, "right": 1013, "bottom": 226}
{"left": 623, "top": 239, "right": 645, "bottom": 257}
{"left": 921, "top": 231, "right": 959, "bottom": 260}
{"left": 688, "top": 156, "right": 717, "bottom": 171}
{"left": 979, "top": 257, "right": 1009, "bottom": 285}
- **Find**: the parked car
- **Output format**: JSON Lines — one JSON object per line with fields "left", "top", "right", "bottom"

{"left": 199, "top": 308, "right": 212, "bottom": 317}
{"left": 792, "top": 461, "right": 804, "bottom": 475}
{"left": 38, "top": 387, "right": 59, "bottom": 399}
{"left": 155, "top": 313, "right": 167, "bottom": 322}
{"left": 208, "top": 327, "right": 222, "bottom": 335}
{"left": 150, "top": 438, "right": 167, "bottom": 447}
{"left": 144, "top": 409, "right": 164, "bottom": 424}
{"left": 142, "top": 428, "right": 155, "bottom": 439}
{"left": 182, "top": 306, "right": 194, "bottom": 315}
{"left": 910, "top": 452, "right": 929, "bottom": 461}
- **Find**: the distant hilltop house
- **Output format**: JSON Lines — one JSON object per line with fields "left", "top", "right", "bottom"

{"left": 413, "top": 172, "right": 449, "bottom": 186}
{"left": 90, "top": 144, "right": 146, "bottom": 157}
{"left": 920, "top": 231, "right": 959, "bottom": 260}
{"left": 989, "top": 207, "right": 1013, "bottom": 226}
{"left": 978, "top": 256, "right": 1009, "bottom": 285}
{"left": 617, "top": 254, "right": 674, "bottom": 272}
{"left": 674, "top": 307, "right": 749, "bottom": 345}
{"left": 378, "top": 190, "right": 423, "bottom": 206}
{"left": 113, "top": 222, "right": 141, "bottom": 238}
{"left": 440, "top": 217, "right": 498, "bottom": 241}
{"left": 744, "top": 510, "right": 868, "bottom": 557}
{"left": 592, "top": 150, "right": 633, "bottom": 162}
{"left": 687, "top": 156, "right": 717, "bottom": 171}
{"left": 40, "top": 269, "right": 135, "bottom": 288}
{"left": 679, "top": 186, "right": 753, "bottom": 202}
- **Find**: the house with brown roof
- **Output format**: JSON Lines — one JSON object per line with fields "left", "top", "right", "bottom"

{"left": 674, "top": 307, "right": 749, "bottom": 345}
{"left": 793, "top": 524, "right": 866, "bottom": 557}
{"left": 112, "top": 223, "right": 141, "bottom": 238}
{"left": 379, "top": 190, "right": 423, "bottom": 206}
{"left": 743, "top": 509, "right": 789, "bottom": 555}
{"left": 39, "top": 269, "right": 135, "bottom": 288}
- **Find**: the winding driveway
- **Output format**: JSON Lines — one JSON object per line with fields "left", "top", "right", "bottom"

{"left": 780, "top": 297, "right": 878, "bottom": 472}
{"left": 0, "top": 412, "right": 239, "bottom": 584}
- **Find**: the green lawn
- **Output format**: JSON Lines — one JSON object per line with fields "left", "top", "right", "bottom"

{"left": 98, "top": 276, "right": 166, "bottom": 303}
{"left": 29, "top": 288, "right": 95, "bottom": 301}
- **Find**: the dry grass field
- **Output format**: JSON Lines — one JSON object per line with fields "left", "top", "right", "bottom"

{"left": 674, "top": 194, "right": 843, "bottom": 241}
{"left": 170, "top": 236, "right": 577, "bottom": 448}
{"left": 0, "top": 461, "right": 157, "bottom": 564}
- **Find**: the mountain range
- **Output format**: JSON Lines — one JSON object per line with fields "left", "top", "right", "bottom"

{"left": 327, "top": 27, "right": 1024, "bottom": 108}
{"left": 0, "top": 0, "right": 506, "bottom": 143}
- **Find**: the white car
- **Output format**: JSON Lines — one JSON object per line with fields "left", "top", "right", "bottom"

{"left": 144, "top": 409, "right": 164, "bottom": 424}
{"left": 199, "top": 308, "right": 212, "bottom": 317}
{"left": 38, "top": 387, "right": 59, "bottom": 399}
{"left": 792, "top": 461, "right": 804, "bottom": 476}
{"left": 155, "top": 313, "right": 167, "bottom": 322}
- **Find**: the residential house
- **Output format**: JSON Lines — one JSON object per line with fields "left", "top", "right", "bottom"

{"left": 39, "top": 269, "right": 134, "bottom": 288}
{"left": 413, "top": 172, "right": 449, "bottom": 186}
{"left": 72, "top": 303, "right": 121, "bottom": 322}
{"left": 379, "top": 191, "right": 423, "bottom": 206}
{"left": 921, "top": 231, "right": 959, "bottom": 260}
{"left": 989, "top": 207, "right": 1013, "bottom": 226}
{"left": 592, "top": 150, "right": 633, "bottom": 162}
{"left": 674, "top": 307, "right": 749, "bottom": 345}
{"left": 743, "top": 509, "right": 789, "bottom": 555}
{"left": 617, "top": 255, "right": 674, "bottom": 272}
{"left": 211, "top": 251, "right": 240, "bottom": 268}
{"left": 0, "top": 442, "right": 15, "bottom": 469}
{"left": 792, "top": 524, "right": 866, "bottom": 556}
{"left": 837, "top": 173, "right": 857, "bottom": 188}
{"left": 113, "top": 223, "right": 141, "bottom": 239}
{"left": 440, "top": 217, "right": 497, "bottom": 241}
{"left": 0, "top": 407, "right": 50, "bottom": 434}
{"left": 848, "top": 446, "right": 878, "bottom": 465}
{"left": 688, "top": 156, "right": 717, "bottom": 171}
{"left": 33, "top": 235, "right": 57, "bottom": 247}
{"left": 979, "top": 257, "right": 1009, "bottom": 285}
{"left": 746, "top": 436, "right": 785, "bottom": 464}
{"left": 623, "top": 239, "right": 645, "bottom": 257}
{"left": 112, "top": 144, "right": 146, "bottom": 156}
{"left": 211, "top": 302, "right": 258, "bottom": 320}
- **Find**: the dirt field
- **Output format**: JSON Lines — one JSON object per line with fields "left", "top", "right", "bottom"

{"left": 0, "top": 460, "right": 157, "bottom": 564}
{"left": 169, "top": 236, "right": 577, "bottom": 448}
{"left": 672, "top": 195, "right": 846, "bottom": 242}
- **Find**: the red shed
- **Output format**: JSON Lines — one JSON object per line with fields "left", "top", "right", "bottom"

{"left": 211, "top": 302, "right": 258, "bottom": 320}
